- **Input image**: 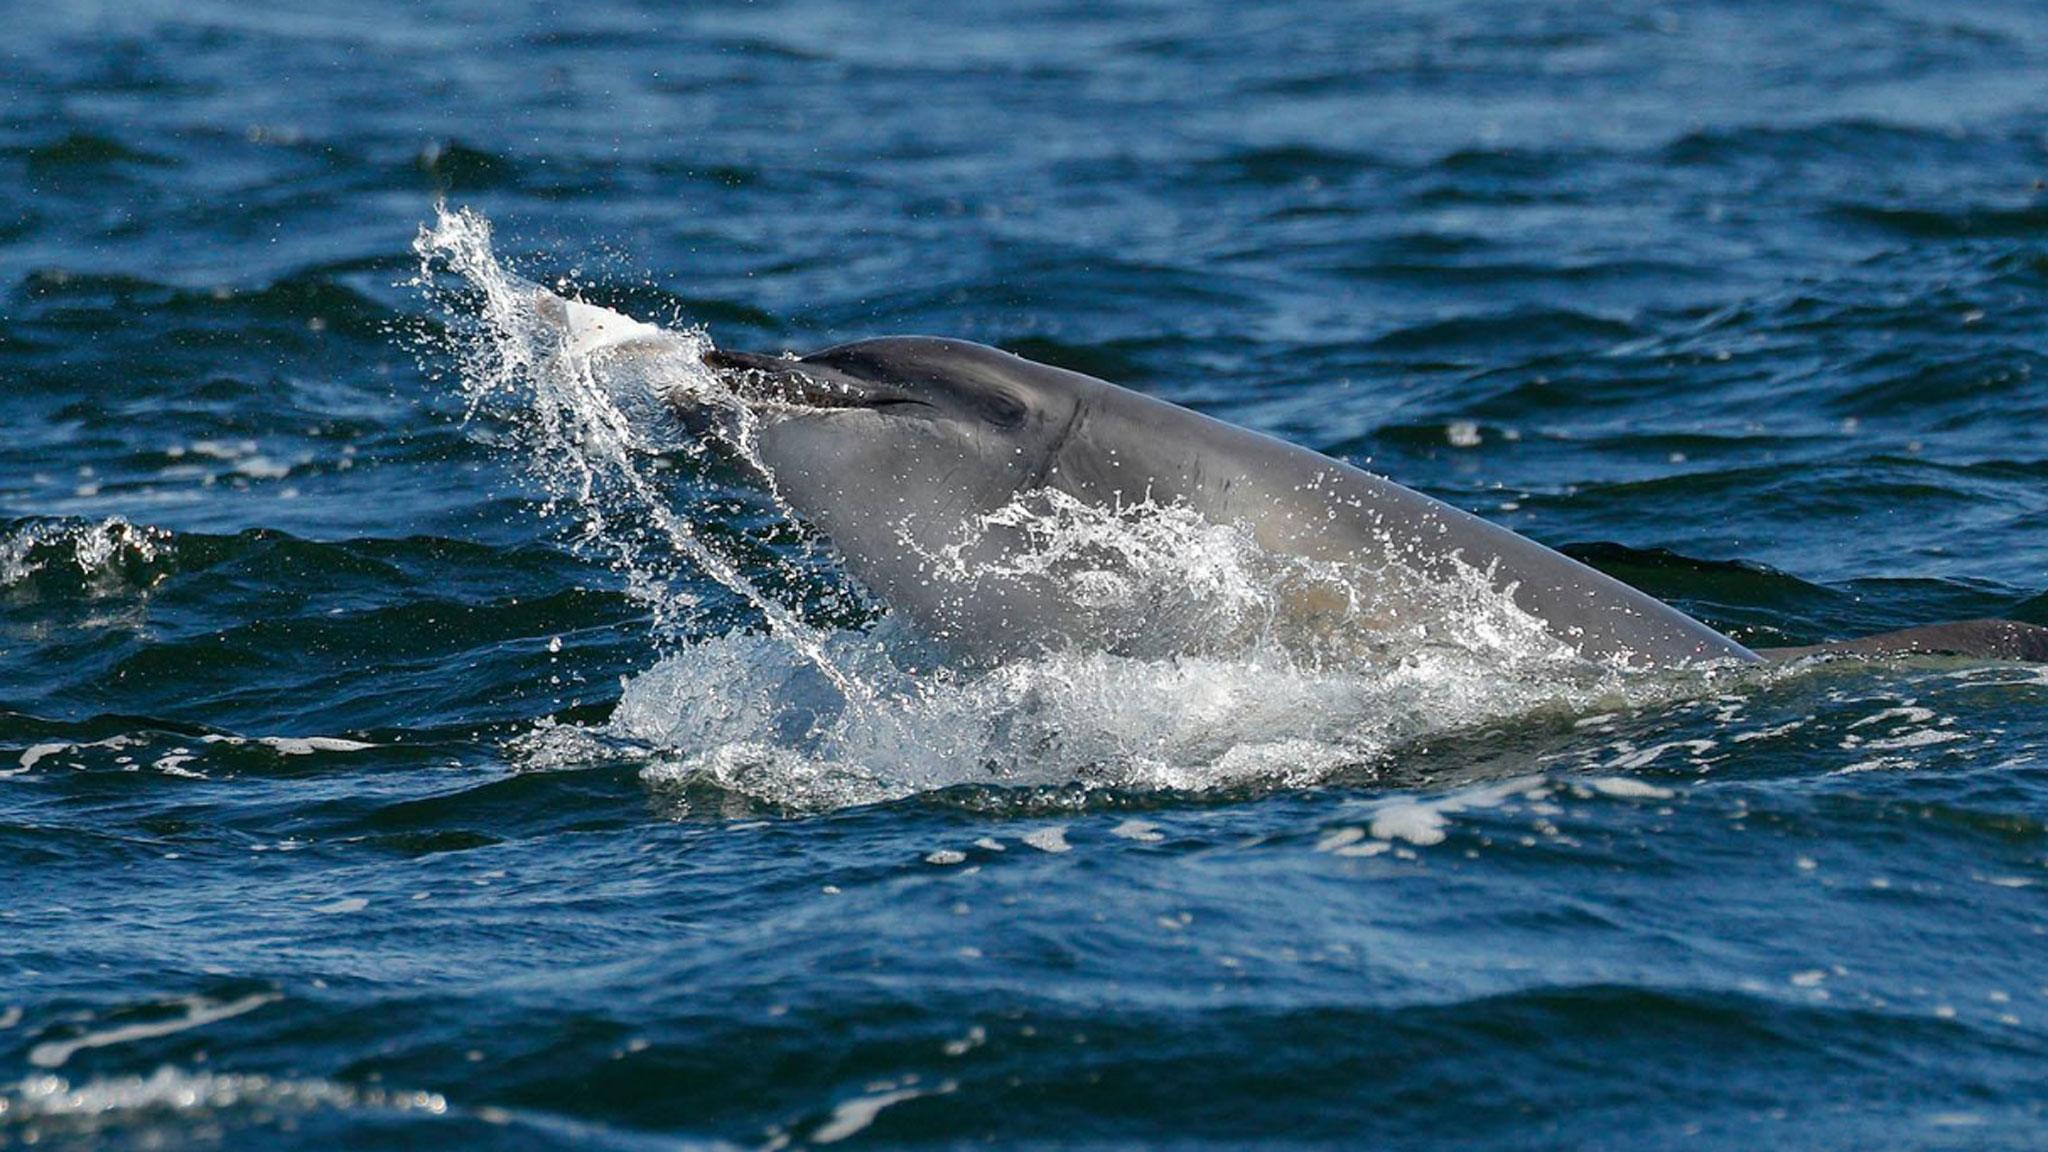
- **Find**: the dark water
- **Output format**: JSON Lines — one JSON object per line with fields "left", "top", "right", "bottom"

{"left": 6, "top": 1, "right": 2048, "bottom": 1147}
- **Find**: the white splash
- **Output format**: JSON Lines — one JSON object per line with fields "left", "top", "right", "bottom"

{"left": 0, "top": 516, "right": 168, "bottom": 591}
{"left": 908, "top": 486, "right": 1579, "bottom": 669}
{"left": 618, "top": 622, "right": 1670, "bottom": 810}
{"left": 412, "top": 204, "right": 860, "bottom": 697}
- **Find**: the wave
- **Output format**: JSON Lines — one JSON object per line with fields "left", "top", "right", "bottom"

{"left": 0, "top": 1065, "right": 712, "bottom": 1152}
{"left": 1660, "top": 118, "right": 1988, "bottom": 167}
{"left": 0, "top": 515, "right": 651, "bottom": 735}
{"left": 7, "top": 131, "right": 177, "bottom": 170}
{"left": 413, "top": 139, "right": 519, "bottom": 191}
{"left": 13, "top": 266, "right": 399, "bottom": 343}
{"left": 1189, "top": 143, "right": 1387, "bottom": 188}
{"left": 1364, "top": 308, "right": 1640, "bottom": 355}
{"left": 0, "top": 516, "right": 592, "bottom": 602}
{"left": 1835, "top": 200, "right": 2048, "bottom": 240}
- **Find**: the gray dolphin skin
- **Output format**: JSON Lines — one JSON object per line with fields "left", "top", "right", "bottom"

{"left": 697, "top": 337, "right": 2047, "bottom": 668}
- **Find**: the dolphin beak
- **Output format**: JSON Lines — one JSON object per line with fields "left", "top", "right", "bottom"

{"left": 701, "top": 347, "right": 925, "bottom": 412}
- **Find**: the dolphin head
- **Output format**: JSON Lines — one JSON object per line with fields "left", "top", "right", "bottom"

{"left": 696, "top": 337, "right": 1095, "bottom": 649}
{"left": 706, "top": 335, "right": 1081, "bottom": 448}
{"left": 700, "top": 336, "right": 1088, "bottom": 515}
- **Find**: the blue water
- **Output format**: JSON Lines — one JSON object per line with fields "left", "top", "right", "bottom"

{"left": 5, "top": 2, "right": 2048, "bottom": 1147}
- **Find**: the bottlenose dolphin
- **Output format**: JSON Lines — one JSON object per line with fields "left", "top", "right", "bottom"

{"left": 695, "top": 337, "right": 2047, "bottom": 668}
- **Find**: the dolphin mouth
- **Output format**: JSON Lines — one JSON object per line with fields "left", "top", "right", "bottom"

{"left": 702, "top": 348, "right": 928, "bottom": 413}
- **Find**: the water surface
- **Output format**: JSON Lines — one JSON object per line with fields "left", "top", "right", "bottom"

{"left": 4, "top": 2, "right": 2047, "bottom": 1148}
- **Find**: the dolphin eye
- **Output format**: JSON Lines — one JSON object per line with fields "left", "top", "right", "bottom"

{"left": 973, "top": 390, "right": 1027, "bottom": 427}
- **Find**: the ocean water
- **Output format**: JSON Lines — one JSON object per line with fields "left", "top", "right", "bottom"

{"left": 5, "top": 1, "right": 2048, "bottom": 1148}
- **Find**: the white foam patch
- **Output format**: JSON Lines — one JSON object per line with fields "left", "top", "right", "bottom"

{"left": 1978, "top": 875, "right": 2035, "bottom": 889}
{"left": 198, "top": 734, "right": 377, "bottom": 755}
{"left": 11, "top": 733, "right": 375, "bottom": 778}
{"left": 1111, "top": 819, "right": 1163, "bottom": 842}
{"left": 1586, "top": 776, "right": 1676, "bottom": 800}
{"left": 941, "top": 1026, "right": 987, "bottom": 1057}
{"left": 235, "top": 456, "right": 293, "bottom": 481}
{"left": 1732, "top": 719, "right": 1807, "bottom": 743}
{"left": 17, "top": 743, "right": 69, "bottom": 771}
{"left": 1369, "top": 803, "right": 1447, "bottom": 846}
{"left": 1022, "top": 826, "right": 1071, "bottom": 854}
{"left": 11, "top": 736, "right": 142, "bottom": 775}
{"left": 1861, "top": 729, "right": 1967, "bottom": 751}
{"left": 1313, "top": 825, "right": 1393, "bottom": 856}
{"left": 1832, "top": 756, "right": 1908, "bottom": 775}
{"left": 810, "top": 1080, "right": 954, "bottom": 1144}
{"left": 1314, "top": 826, "right": 1365, "bottom": 853}
{"left": 28, "top": 993, "right": 279, "bottom": 1069}
{"left": 1604, "top": 739, "right": 1716, "bottom": 771}
{"left": 259, "top": 737, "right": 377, "bottom": 755}
{"left": 2, "top": 1066, "right": 450, "bottom": 1122}
{"left": 152, "top": 753, "right": 203, "bottom": 777}
{"left": 1848, "top": 704, "right": 1936, "bottom": 729}
{"left": 1335, "top": 775, "right": 1558, "bottom": 852}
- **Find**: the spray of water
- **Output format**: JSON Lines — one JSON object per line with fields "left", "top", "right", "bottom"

{"left": 411, "top": 205, "right": 865, "bottom": 699}
{"left": 904, "top": 487, "right": 1574, "bottom": 668}
{"left": 412, "top": 206, "right": 1711, "bottom": 812}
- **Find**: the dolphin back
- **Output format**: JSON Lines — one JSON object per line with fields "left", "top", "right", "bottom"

{"left": 740, "top": 337, "right": 2039, "bottom": 671}
{"left": 1038, "top": 369, "right": 1759, "bottom": 669}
